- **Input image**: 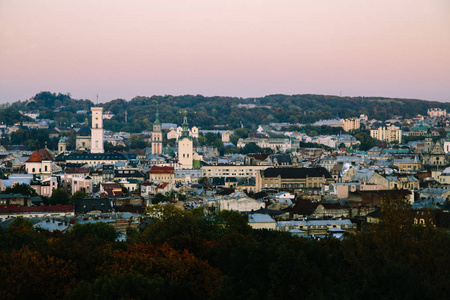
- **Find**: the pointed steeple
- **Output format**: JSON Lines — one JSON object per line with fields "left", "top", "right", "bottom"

{"left": 154, "top": 105, "right": 161, "bottom": 126}
{"left": 181, "top": 114, "right": 190, "bottom": 138}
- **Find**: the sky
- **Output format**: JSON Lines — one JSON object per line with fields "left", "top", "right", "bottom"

{"left": 1, "top": 0, "right": 449, "bottom": 103}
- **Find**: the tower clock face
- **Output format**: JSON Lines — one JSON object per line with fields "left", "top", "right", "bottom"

{"left": 95, "top": 117, "right": 98, "bottom": 120}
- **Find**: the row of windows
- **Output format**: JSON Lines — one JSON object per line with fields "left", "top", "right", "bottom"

{"left": 30, "top": 166, "right": 49, "bottom": 173}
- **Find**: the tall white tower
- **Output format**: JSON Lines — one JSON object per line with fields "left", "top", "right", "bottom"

{"left": 91, "top": 107, "right": 104, "bottom": 153}
{"left": 178, "top": 115, "right": 193, "bottom": 169}
{"left": 152, "top": 107, "right": 163, "bottom": 155}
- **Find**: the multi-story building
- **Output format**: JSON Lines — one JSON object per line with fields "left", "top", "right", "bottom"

{"left": 427, "top": 108, "right": 446, "bottom": 118}
{"left": 255, "top": 167, "right": 334, "bottom": 192}
{"left": 60, "top": 174, "right": 92, "bottom": 195}
{"left": 91, "top": 106, "right": 104, "bottom": 153}
{"left": 340, "top": 118, "right": 360, "bottom": 131}
{"left": 393, "top": 157, "right": 422, "bottom": 171}
{"left": 237, "top": 138, "right": 293, "bottom": 152}
{"left": 202, "top": 164, "right": 268, "bottom": 179}
{"left": 167, "top": 125, "right": 199, "bottom": 140}
{"left": 64, "top": 152, "right": 128, "bottom": 167}
{"left": 149, "top": 166, "right": 175, "bottom": 184}
{"left": 370, "top": 125, "right": 402, "bottom": 143}
{"left": 25, "top": 149, "right": 54, "bottom": 180}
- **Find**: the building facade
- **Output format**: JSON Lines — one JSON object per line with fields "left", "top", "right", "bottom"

{"left": 178, "top": 116, "right": 193, "bottom": 169}
{"left": 370, "top": 125, "right": 402, "bottom": 143}
{"left": 255, "top": 167, "right": 335, "bottom": 192}
{"left": 340, "top": 118, "right": 360, "bottom": 131}
{"left": 151, "top": 109, "right": 163, "bottom": 155}
{"left": 91, "top": 107, "right": 104, "bottom": 153}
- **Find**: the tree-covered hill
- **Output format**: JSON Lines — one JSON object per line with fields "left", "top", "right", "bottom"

{"left": 8, "top": 92, "right": 450, "bottom": 132}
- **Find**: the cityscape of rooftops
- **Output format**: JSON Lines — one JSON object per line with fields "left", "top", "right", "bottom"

{"left": 0, "top": 1, "right": 449, "bottom": 299}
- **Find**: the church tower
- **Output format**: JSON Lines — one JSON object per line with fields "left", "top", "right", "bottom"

{"left": 178, "top": 114, "right": 193, "bottom": 169}
{"left": 152, "top": 107, "right": 163, "bottom": 155}
{"left": 58, "top": 138, "right": 67, "bottom": 154}
{"left": 91, "top": 107, "right": 104, "bottom": 153}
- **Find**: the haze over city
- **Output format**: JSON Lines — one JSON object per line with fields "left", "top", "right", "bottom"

{"left": 1, "top": 0, "right": 449, "bottom": 103}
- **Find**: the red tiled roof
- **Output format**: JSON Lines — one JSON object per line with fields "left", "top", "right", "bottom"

{"left": 156, "top": 182, "right": 169, "bottom": 190}
{"left": 26, "top": 150, "right": 43, "bottom": 163}
{"left": 141, "top": 180, "right": 152, "bottom": 186}
{"left": 150, "top": 166, "right": 174, "bottom": 174}
{"left": 101, "top": 183, "right": 121, "bottom": 189}
{"left": 25, "top": 149, "right": 53, "bottom": 163}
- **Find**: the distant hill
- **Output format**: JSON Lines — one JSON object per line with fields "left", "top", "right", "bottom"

{"left": 8, "top": 92, "right": 450, "bottom": 132}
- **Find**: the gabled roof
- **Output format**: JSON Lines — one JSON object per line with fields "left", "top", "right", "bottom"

{"left": 247, "top": 153, "right": 270, "bottom": 161}
{"left": 75, "top": 198, "right": 113, "bottom": 213}
{"left": 150, "top": 166, "right": 174, "bottom": 174}
{"left": 156, "top": 182, "right": 169, "bottom": 190}
{"left": 290, "top": 199, "right": 320, "bottom": 216}
{"left": 25, "top": 148, "right": 53, "bottom": 163}
{"left": 248, "top": 213, "right": 275, "bottom": 223}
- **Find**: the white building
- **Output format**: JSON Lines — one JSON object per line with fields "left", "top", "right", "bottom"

{"left": 91, "top": 107, "right": 104, "bottom": 153}
{"left": 427, "top": 108, "right": 446, "bottom": 118}
{"left": 237, "top": 138, "right": 293, "bottom": 152}
{"left": 222, "top": 130, "right": 232, "bottom": 143}
{"left": 178, "top": 116, "right": 194, "bottom": 169}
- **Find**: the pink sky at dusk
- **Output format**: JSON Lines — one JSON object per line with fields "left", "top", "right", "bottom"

{"left": 1, "top": 0, "right": 449, "bottom": 103}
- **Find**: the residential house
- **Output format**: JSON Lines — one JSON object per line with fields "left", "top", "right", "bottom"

{"left": 149, "top": 166, "right": 175, "bottom": 184}
{"left": 393, "top": 156, "right": 422, "bottom": 171}
{"left": 255, "top": 167, "right": 334, "bottom": 192}
{"left": 248, "top": 213, "right": 276, "bottom": 230}
{"left": 100, "top": 182, "right": 124, "bottom": 197}
{"left": 60, "top": 174, "right": 92, "bottom": 195}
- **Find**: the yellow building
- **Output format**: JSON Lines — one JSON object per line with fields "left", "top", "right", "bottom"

{"left": 393, "top": 157, "right": 422, "bottom": 171}
{"left": 370, "top": 125, "right": 402, "bottom": 143}
{"left": 340, "top": 118, "right": 360, "bottom": 132}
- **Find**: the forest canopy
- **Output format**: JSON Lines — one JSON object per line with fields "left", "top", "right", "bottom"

{"left": 7, "top": 92, "right": 450, "bottom": 133}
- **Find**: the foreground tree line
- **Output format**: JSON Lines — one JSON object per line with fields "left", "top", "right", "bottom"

{"left": 0, "top": 197, "right": 449, "bottom": 299}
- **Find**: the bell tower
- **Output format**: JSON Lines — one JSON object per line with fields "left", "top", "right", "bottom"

{"left": 152, "top": 107, "right": 163, "bottom": 155}
{"left": 91, "top": 107, "right": 104, "bottom": 153}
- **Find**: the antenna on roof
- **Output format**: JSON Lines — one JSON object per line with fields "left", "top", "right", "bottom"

{"left": 96, "top": 94, "right": 99, "bottom": 105}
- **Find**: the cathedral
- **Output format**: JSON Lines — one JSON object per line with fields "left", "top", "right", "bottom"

{"left": 422, "top": 137, "right": 447, "bottom": 167}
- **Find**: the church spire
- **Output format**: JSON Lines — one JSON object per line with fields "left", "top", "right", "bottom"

{"left": 181, "top": 113, "right": 190, "bottom": 138}
{"left": 154, "top": 105, "right": 161, "bottom": 126}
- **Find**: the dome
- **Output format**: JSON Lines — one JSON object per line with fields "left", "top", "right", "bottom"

{"left": 78, "top": 126, "right": 91, "bottom": 137}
